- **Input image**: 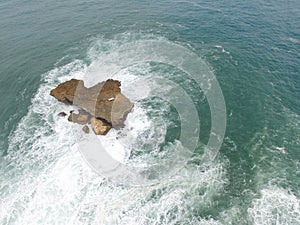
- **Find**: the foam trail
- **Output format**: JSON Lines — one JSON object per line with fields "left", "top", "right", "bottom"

{"left": 248, "top": 186, "right": 300, "bottom": 225}
{"left": 0, "top": 34, "right": 228, "bottom": 225}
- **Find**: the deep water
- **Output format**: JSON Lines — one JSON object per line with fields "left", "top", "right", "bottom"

{"left": 0, "top": 0, "right": 299, "bottom": 224}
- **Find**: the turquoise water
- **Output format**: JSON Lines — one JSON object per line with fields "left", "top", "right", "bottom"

{"left": 0, "top": 0, "right": 299, "bottom": 224}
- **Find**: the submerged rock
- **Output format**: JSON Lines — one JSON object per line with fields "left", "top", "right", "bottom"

{"left": 57, "top": 112, "right": 67, "bottom": 117}
{"left": 68, "top": 111, "right": 90, "bottom": 125}
{"left": 82, "top": 125, "right": 90, "bottom": 134}
{"left": 50, "top": 79, "right": 133, "bottom": 135}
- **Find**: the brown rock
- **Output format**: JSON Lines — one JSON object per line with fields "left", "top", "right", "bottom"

{"left": 50, "top": 79, "right": 133, "bottom": 128}
{"left": 82, "top": 125, "right": 90, "bottom": 134}
{"left": 73, "top": 79, "right": 122, "bottom": 124}
{"left": 111, "top": 93, "right": 134, "bottom": 127}
{"left": 50, "top": 79, "right": 81, "bottom": 104}
{"left": 68, "top": 111, "right": 90, "bottom": 125}
{"left": 90, "top": 117, "right": 112, "bottom": 135}
{"left": 57, "top": 112, "right": 67, "bottom": 117}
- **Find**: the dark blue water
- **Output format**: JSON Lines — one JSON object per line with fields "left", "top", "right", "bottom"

{"left": 0, "top": 0, "right": 299, "bottom": 224}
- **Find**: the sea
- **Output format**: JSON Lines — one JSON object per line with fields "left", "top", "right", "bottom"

{"left": 0, "top": 0, "right": 299, "bottom": 224}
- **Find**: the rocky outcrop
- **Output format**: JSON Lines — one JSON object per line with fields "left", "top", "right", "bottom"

{"left": 50, "top": 79, "right": 80, "bottom": 104}
{"left": 50, "top": 79, "right": 133, "bottom": 135}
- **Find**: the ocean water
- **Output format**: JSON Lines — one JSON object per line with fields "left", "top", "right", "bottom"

{"left": 0, "top": 0, "right": 299, "bottom": 224}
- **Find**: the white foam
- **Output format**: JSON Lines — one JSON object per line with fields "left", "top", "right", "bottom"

{"left": 214, "top": 45, "right": 223, "bottom": 48}
{"left": 214, "top": 45, "right": 230, "bottom": 54}
{"left": 92, "top": 163, "right": 227, "bottom": 225}
{"left": 288, "top": 37, "right": 300, "bottom": 44}
{"left": 0, "top": 60, "right": 89, "bottom": 225}
{"left": 248, "top": 186, "right": 300, "bottom": 225}
{"left": 1, "top": 34, "right": 228, "bottom": 225}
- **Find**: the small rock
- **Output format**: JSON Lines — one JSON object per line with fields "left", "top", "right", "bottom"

{"left": 82, "top": 125, "right": 90, "bottom": 134}
{"left": 90, "top": 117, "right": 112, "bottom": 135}
{"left": 68, "top": 111, "right": 90, "bottom": 125}
{"left": 58, "top": 112, "right": 67, "bottom": 117}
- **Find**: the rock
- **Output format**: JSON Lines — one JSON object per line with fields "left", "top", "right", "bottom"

{"left": 57, "top": 112, "right": 67, "bottom": 117}
{"left": 72, "top": 79, "right": 122, "bottom": 124}
{"left": 50, "top": 79, "right": 133, "bottom": 128}
{"left": 82, "top": 125, "right": 90, "bottom": 134}
{"left": 111, "top": 93, "right": 134, "bottom": 127}
{"left": 50, "top": 79, "right": 81, "bottom": 104}
{"left": 90, "top": 117, "right": 112, "bottom": 135}
{"left": 68, "top": 111, "right": 90, "bottom": 125}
